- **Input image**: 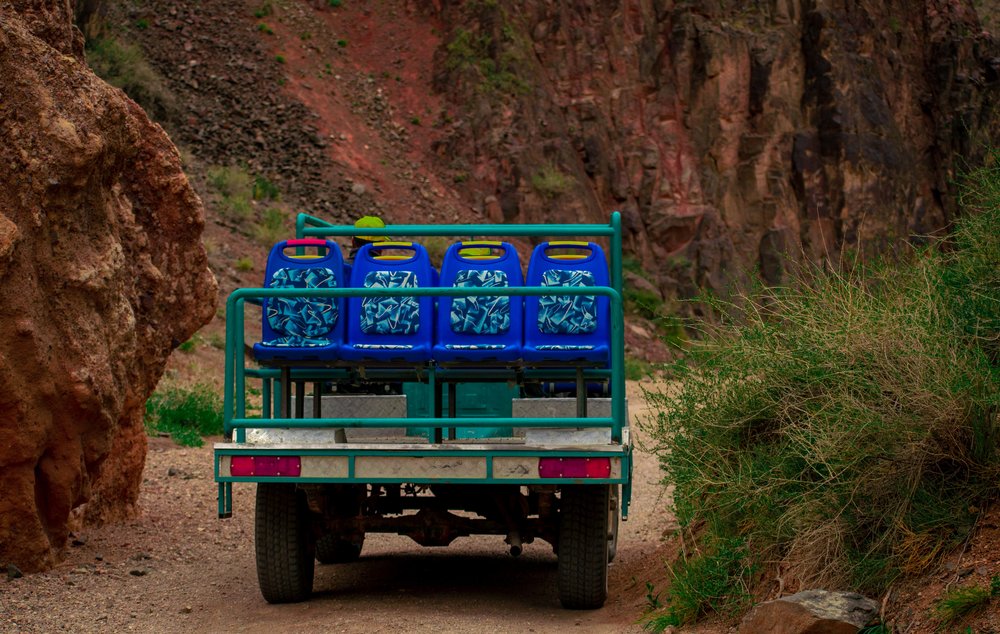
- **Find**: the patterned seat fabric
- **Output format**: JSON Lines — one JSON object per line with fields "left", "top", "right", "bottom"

{"left": 537, "top": 270, "right": 597, "bottom": 335}
{"left": 450, "top": 270, "right": 510, "bottom": 335}
{"left": 263, "top": 267, "right": 338, "bottom": 347}
{"left": 536, "top": 344, "right": 595, "bottom": 350}
{"left": 444, "top": 344, "right": 507, "bottom": 350}
{"left": 360, "top": 271, "right": 420, "bottom": 335}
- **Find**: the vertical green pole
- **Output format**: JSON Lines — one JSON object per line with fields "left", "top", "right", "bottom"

{"left": 295, "top": 214, "right": 306, "bottom": 240}
{"left": 223, "top": 295, "right": 235, "bottom": 438}
{"left": 235, "top": 298, "right": 247, "bottom": 443}
{"left": 610, "top": 212, "right": 625, "bottom": 443}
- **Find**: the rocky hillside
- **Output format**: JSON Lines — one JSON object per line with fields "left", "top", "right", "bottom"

{"left": 83, "top": 0, "right": 998, "bottom": 309}
{"left": 0, "top": 1, "right": 216, "bottom": 572}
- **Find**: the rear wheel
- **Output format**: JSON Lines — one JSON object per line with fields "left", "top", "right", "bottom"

{"left": 255, "top": 483, "right": 314, "bottom": 603}
{"left": 557, "top": 485, "right": 610, "bottom": 609}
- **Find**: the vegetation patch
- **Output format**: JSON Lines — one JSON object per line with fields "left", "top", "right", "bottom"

{"left": 85, "top": 36, "right": 175, "bottom": 121}
{"left": 530, "top": 163, "right": 572, "bottom": 198}
{"left": 445, "top": 25, "right": 531, "bottom": 96}
{"left": 207, "top": 165, "right": 254, "bottom": 220}
{"left": 644, "top": 154, "right": 999, "bottom": 627}
{"left": 934, "top": 576, "right": 1000, "bottom": 629}
{"left": 144, "top": 384, "right": 224, "bottom": 447}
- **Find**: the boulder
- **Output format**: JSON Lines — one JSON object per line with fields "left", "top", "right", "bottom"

{"left": 738, "top": 590, "right": 880, "bottom": 634}
{"left": 0, "top": 2, "right": 216, "bottom": 571}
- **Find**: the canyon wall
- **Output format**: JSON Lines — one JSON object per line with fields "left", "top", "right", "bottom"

{"left": 0, "top": 1, "right": 217, "bottom": 571}
{"left": 428, "top": 0, "right": 999, "bottom": 298}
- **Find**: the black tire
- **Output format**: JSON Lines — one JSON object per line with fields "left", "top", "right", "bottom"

{"left": 557, "top": 485, "right": 610, "bottom": 609}
{"left": 255, "top": 483, "right": 314, "bottom": 603}
{"left": 608, "top": 486, "right": 620, "bottom": 563}
{"left": 315, "top": 533, "right": 364, "bottom": 564}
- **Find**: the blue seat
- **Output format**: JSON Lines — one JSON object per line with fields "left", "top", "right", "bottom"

{"left": 433, "top": 241, "right": 523, "bottom": 363}
{"left": 253, "top": 238, "right": 345, "bottom": 363}
{"left": 342, "top": 242, "right": 435, "bottom": 363}
{"left": 523, "top": 241, "right": 610, "bottom": 364}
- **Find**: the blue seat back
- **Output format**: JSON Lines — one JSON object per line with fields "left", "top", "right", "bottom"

{"left": 260, "top": 238, "right": 345, "bottom": 350}
{"left": 346, "top": 242, "right": 435, "bottom": 358}
{"left": 524, "top": 241, "right": 610, "bottom": 360}
{"left": 436, "top": 241, "right": 523, "bottom": 358}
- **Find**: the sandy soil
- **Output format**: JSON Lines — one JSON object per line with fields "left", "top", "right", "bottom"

{"left": 0, "top": 382, "right": 681, "bottom": 633}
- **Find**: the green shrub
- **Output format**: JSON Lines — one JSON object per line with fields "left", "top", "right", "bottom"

{"left": 235, "top": 256, "right": 254, "bottom": 272}
{"left": 445, "top": 26, "right": 531, "bottom": 96}
{"left": 530, "top": 163, "right": 572, "bottom": 198}
{"left": 177, "top": 338, "right": 198, "bottom": 353}
{"left": 85, "top": 37, "right": 175, "bottom": 120}
{"left": 252, "top": 176, "right": 280, "bottom": 201}
{"left": 253, "top": 1, "right": 272, "bottom": 18}
{"left": 144, "top": 384, "right": 224, "bottom": 447}
{"left": 337, "top": 39, "right": 348, "bottom": 48}
{"left": 644, "top": 536, "right": 756, "bottom": 630}
{"left": 644, "top": 159, "right": 999, "bottom": 621}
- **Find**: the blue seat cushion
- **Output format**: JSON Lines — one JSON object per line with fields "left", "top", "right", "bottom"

{"left": 450, "top": 270, "right": 510, "bottom": 335}
{"left": 266, "top": 267, "right": 339, "bottom": 339}
{"left": 538, "top": 270, "right": 597, "bottom": 335}
{"left": 261, "top": 336, "right": 333, "bottom": 348}
{"left": 360, "top": 271, "right": 420, "bottom": 335}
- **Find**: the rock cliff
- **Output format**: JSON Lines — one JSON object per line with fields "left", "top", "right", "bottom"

{"left": 0, "top": 1, "right": 216, "bottom": 571}
{"left": 427, "top": 0, "right": 999, "bottom": 297}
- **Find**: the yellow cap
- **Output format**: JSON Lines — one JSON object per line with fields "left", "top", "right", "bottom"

{"left": 354, "top": 215, "right": 386, "bottom": 242}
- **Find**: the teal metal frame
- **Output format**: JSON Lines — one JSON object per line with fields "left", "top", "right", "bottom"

{"left": 216, "top": 213, "right": 633, "bottom": 521}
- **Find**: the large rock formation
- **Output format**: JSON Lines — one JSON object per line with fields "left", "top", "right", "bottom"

{"left": 0, "top": 1, "right": 217, "bottom": 571}
{"left": 428, "top": 0, "right": 999, "bottom": 297}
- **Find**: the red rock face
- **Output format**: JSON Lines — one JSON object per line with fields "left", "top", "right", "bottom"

{"left": 0, "top": 2, "right": 217, "bottom": 571}
{"left": 428, "top": 0, "right": 999, "bottom": 296}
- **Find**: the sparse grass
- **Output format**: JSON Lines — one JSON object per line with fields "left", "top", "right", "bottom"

{"left": 257, "top": 23, "right": 274, "bottom": 35}
{"left": 235, "top": 256, "right": 254, "bottom": 272}
{"left": 625, "top": 357, "right": 654, "bottom": 381}
{"left": 530, "top": 163, "right": 572, "bottom": 198}
{"left": 410, "top": 116, "right": 421, "bottom": 126}
{"left": 934, "top": 576, "right": 1000, "bottom": 629}
{"left": 85, "top": 37, "right": 175, "bottom": 121}
{"left": 275, "top": 54, "right": 286, "bottom": 64}
{"left": 135, "top": 18, "right": 149, "bottom": 30}
{"left": 328, "top": 0, "right": 342, "bottom": 6}
{"left": 644, "top": 154, "right": 1000, "bottom": 623}
{"left": 337, "top": 39, "right": 348, "bottom": 48}
{"left": 207, "top": 165, "right": 254, "bottom": 221}
{"left": 253, "top": 208, "right": 286, "bottom": 246}
{"left": 144, "top": 384, "right": 224, "bottom": 447}
{"left": 178, "top": 338, "right": 198, "bottom": 353}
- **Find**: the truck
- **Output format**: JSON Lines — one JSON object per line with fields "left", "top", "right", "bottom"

{"left": 214, "top": 212, "right": 633, "bottom": 609}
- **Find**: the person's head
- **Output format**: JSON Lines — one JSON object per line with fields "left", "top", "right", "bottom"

{"left": 352, "top": 215, "right": 386, "bottom": 250}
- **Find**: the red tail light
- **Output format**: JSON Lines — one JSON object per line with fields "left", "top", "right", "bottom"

{"left": 230, "top": 456, "right": 302, "bottom": 477}
{"left": 538, "top": 457, "right": 611, "bottom": 478}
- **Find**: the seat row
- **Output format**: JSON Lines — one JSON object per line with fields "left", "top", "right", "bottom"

{"left": 252, "top": 238, "right": 611, "bottom": 365}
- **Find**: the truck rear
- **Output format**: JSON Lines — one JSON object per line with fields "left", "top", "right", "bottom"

{"left": 214, "top": 213, "right": 632, "bottom": 609}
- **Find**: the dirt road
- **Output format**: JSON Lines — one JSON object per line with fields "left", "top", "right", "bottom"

{"left": 1, "top": 383, "right": 673, "bottom": 633}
